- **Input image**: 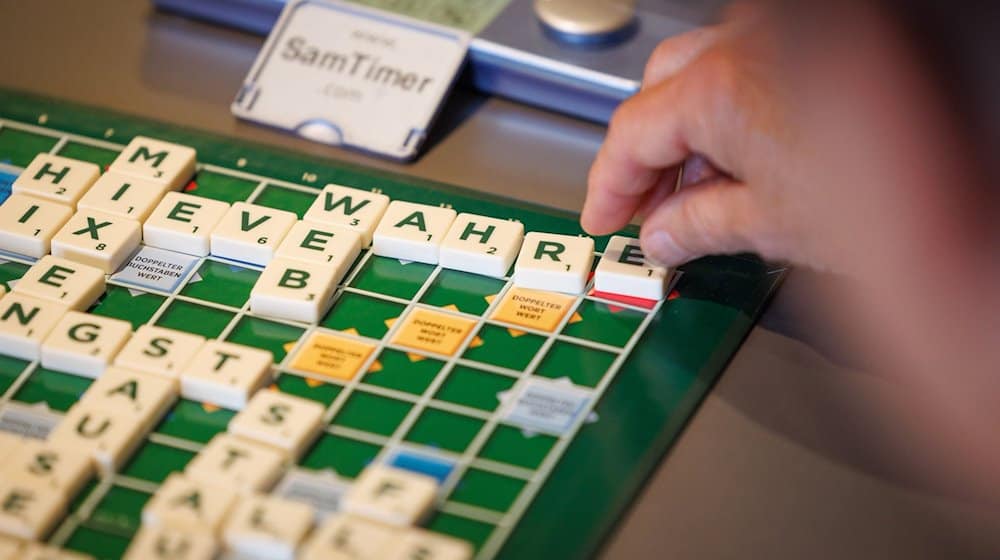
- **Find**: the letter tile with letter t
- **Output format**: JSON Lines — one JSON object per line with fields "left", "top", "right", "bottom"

{"left": 179, "top": 340, "right": 273, "bottom": 410}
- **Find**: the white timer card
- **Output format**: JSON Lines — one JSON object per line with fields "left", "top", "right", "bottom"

{"left": 232, "top": 0, "right": 470, "bottom": 160}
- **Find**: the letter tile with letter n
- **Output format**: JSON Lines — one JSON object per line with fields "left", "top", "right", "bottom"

{"left": 110, "top": 136, "right": 197, "bottom": 192}
{"left": 513, "top": 232, "right": 595, "bottom": 294}
{"left": 40, "top": 312, "right": 133, "bottom": 378}
{"left": 210, "top": 202, "right": 297, "bottom": 266}
{"left": 12, "top": 153, "right": 100, "bottom": 207}
{"left": 249, "top": 257, "right": 341, "bottom": 323}
{"left": 141, "top": 473, "right": 237, "bottom": 534}
{"left": 113, "top": 325, "right": 206, "bottom": 379}
{"left": 372, "top": 200, "right": 456, "bottom": 264}
{"left": 144, "top": 192, "right": 230, "bottom": 256}
{"left": 439, "top": 213, "right": 524, "bottom": 278}
{"left": 179, "top": 340, "right": 273, "bottom": 410}
{"left": 50, "top": 209, "right": 142, "bottom": 273}
{"left": 0, "top": 193, "right": 74, "bottom": 258}
{"left": 0, "top": 292, "right": 69, "bottom": 361}
{"left": 123, "top": 526, "right": 218, "bottom": 560}
{"left": 304, "top": 184, "right": 390, "bottom": 246}
{"left": 227, "top": 390, "right": 325, "bottom": 460}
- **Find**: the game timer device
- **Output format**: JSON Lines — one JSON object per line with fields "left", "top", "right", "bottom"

{"left": 154, "top": 0, "right": 728, "bottom": 123}
{"left": 0, "top": 88, "right": 783, "bottom": 559}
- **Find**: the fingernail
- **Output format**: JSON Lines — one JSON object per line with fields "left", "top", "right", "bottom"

{"left": 642, "top": 230, "right": 688, "bottom": 268}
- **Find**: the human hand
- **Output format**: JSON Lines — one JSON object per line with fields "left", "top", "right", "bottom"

{"left": 582, "top": 6, "right": 822, "bottom": 269}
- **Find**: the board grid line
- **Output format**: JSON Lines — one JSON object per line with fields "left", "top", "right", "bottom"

{"left": 0, "top": 116, "right": 667, "bottom": 559}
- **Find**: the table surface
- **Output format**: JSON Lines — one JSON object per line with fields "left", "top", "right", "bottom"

{"left": 2, "top": 2, "right": 998, "bottom": 558}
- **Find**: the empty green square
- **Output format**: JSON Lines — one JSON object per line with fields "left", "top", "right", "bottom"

{"left": 301, "top": 433, "right": 381, "bottom": 478}
{"left": 478, "top": 425, "right": 556, "bottom": 470}
{"left": 225, "top": 315, "right": 304, "bottom": 361}
{"left": 332, "top": 390, "right": 411, "bottom": 436}
{"left": 64, "top": 524, "right": 132, "bottom": 559}
{"left": 155, "top": 399, "right": 234, "bottom": 443}
{"left": 0, "top": 127, "right": 57, "bottom": 166}
{"left": 253, "top": 185, "right": 317, "bottom": 218}
{"left": 426, "top": 513, "right": 494, "bottom": 552}
{"left": 421, "top": 269, "right": 504, "bottom": 315}
{"left": 449, "top": 468, "right": 525, "bottom": 512}
{"left": 57, "top": 141, "right": 119, "bottom": 168}
{"left": 362, "top": 348, "right": 442, "bottom": 395}
{"left": 405, "top": 408, "right": 484, "bottom": 453}
{"left": 12, "top": 367, "right": 91, "bottom": 412}
{"left": 180, "top": 259, "right": 259, "bottom": 307}
{"left": 434, "top": 366, "right": 514, "bottom": 412}
{"left": 351, "top": 256, "right": 434, "bottom": 300}
{"left": 321, "top": 292, "right": 404, "bottom": 339}
{"left": 0, "top": 354, "right": 29, "bottom": 395}
{"left": 0, "top": 259, "right": 30, "bottom": 289}
{"left": 86, "top": 484, "right": 151, "bottom": 536}
{"left": 462, "top": 324, "right": 545, "bottom": 371}
{"left": 89, "top": 285, "right": 166, "bottom": 329}
{"left": 189, "top": 171, "right": 257, "bottom": 202}
{"left": 534, "top": 341, "right": 617, "bottom": 388}
{"left": 561, "top": 299, "right": 646, "bottom": 347}
{"left": 121, "top": 442, "right": 195, "bottom": 483}
{"left": 155, "top": 299, "right": 233, "bottom": 339}
{"left": 276, "top": 372, "right": 342, "bottom": 405}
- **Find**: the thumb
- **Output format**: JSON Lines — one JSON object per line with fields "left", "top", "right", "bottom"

{"left": 639, "top": 180, "right": 760, "bottom": 267}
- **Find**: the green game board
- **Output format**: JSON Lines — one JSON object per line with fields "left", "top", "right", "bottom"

{"left": 0, "top": 88, "right": 784, "bottom": 559}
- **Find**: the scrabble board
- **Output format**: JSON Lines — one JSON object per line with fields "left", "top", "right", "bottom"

{"left": 0, "top": 88, "right": 784, "bottom": 560}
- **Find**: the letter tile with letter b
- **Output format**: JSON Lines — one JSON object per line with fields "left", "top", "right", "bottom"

{"left": 249, "top": 257, "right": 340, "bottom": 323}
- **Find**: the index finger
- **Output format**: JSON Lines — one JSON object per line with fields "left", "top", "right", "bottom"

{"left": 581, "top": 77, "right": 694, "bottom": 235}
